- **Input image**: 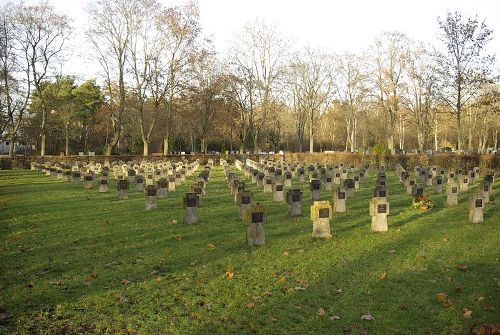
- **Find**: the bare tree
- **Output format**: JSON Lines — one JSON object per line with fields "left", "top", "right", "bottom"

{"left": 157, "top": 0, "right": 200, "bottom": 155}
{"left": 229, "top": 20, "right": 289, "bottom": 153}
{"left": 435, "top": 11, "right": 495, "bottom": 152}
{"left": 335, "top": 52, "right": 369, "bottom": 152}
{"left": 87, "top": 0, "right": 136, "bottom": 156}
{"left": 370, "top": 31, "right": 410, "bottom": 154}
{"left": 16, "top": 1, "right": 70, "bottom": 156}
{"left": 402, "top": 43, "right": 437, "bottom": 151}
{"left": 0, "top": 3, "right": 31, "bottom": 157}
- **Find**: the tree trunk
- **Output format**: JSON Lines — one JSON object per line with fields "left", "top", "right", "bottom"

{"left": 40, "top": 107, "right": 47, "bottom": 156}
{"left": 8, "top": 133, "right": 14, "bottom": 157}
{"left": 434, "top": 118, "right": 438, "bottom": 152}
{"left": 309, "top": 111, "right": 314, "bottom": 153}
{"left": 456, "top": 113, "right": 462, "bottom": 151}
{"left": 65, "top": 122, "right": 69, "bottom": 156}
{"left": 163, "top": 135, "right": 169, "bottom": 155}
{"left": 494, "top": 129, "right": 498, "bottom": 151}
{"left": 143, "top": 139, "right": 149, "bottom": 156}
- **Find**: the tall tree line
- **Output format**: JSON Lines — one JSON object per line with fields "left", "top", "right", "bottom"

{"left": 1, "top": 1, "right": 498, "bottom": 157}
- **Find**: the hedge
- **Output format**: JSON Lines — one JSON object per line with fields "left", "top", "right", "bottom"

{"left": 284, "top": 152, "right": 499, "bottom": 173}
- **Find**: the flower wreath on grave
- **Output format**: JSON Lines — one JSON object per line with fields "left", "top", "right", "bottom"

{"left": 411, "top": 195, "right": 436, "bottom": 211}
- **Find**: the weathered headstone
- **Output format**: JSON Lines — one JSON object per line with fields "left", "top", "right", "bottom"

{"left": 272, "top": 181, "right": 285, "bottom": 202}
{"left": 433, "top": 176, "right": 444, "bottom": 193}
{"left": 479, "top": 180, "right": 490, "bottom": 204}
{"left": 286, "top": 188, "right": 302, "bottom": 217}
{"left": 310, "top": 179, "right": 322, "bottom": 201}
{"left": 284, "top": 171, "right": 292, "bottom": 187}
{"left": 99, "top": 177, "right": 108, "bottom": 193}
{"left": 310, "top": 201, "right": 332, "bottom": 239}
{"left": 263, "top": 176, "right": 273, "bottom": 193}
{"left": 117, "top": 179, "right": 129, "bottom": 200}
{"left": 244, "top": 203, "right": 266, "bottom": 246}
{"left": 333, "top": 188, "right": 347, "bottom": 213}
{"left": 84, "top": 173, "right": 94, "bottom": 189}
{"left": 157, "top": 178, "right": 168, "bottom": 198}
{"left": 469, "top": 193, "right": 484, "bottom": 223}
{"left": 324, "top": 174, "right": 333, "bottom": 191}
{"left": 446, "top": 181, "right": 459, "bottom": 206}
{"left": 145, "top": 185, "right": 157, "bottom": 210}
{"left": 369, "top": 197, "right": 389, "bottom": 232}
{"left": 135, "top": 175, "right": 144, "bottom": 192}
{"left": 183, "top": 192, "right": 199, "bottom": 224}
{"left": 459, "top": 175, "right": 469, "bottom": 192}
{"left": 236, "top": 191, "right": 252, "bottom": 219}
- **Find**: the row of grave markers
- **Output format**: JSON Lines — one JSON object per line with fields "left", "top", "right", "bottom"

{"left": 394, "top": 164, "right": 494, "bottom": 223}
{"left": 31, "top": 159, "right": 203, "bottom": 210}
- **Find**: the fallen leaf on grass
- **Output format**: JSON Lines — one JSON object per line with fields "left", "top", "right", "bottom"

{"left": 457, "top": 265, "right": 468, "bottom": 271}
{"left": 389, "top": 250, "right": 397, "bottom": 254}
{"left": 379, "top": 272, "right": 388, "bottom": 280}
{"left": 270, "top": 317, "right": 278, "bottom": 322}
{"left": 361, "top": 314, "right": 374, "bottom": 321}
{"left": 294, "top": 286, "right": 307, "bottom": 291}
{"left": 245, "top": 303, "right": 255, "bottom": 309}
{"left": 329, "top": 315, "right": 340, "bottom": 321}
{"left": 463, "top": 307, "right": 473, "bottom": 319}
{"left": 283, "top": 251, "right": 289, "bottom": 256}
{"left": 225, "top": 265, "right": 234, "bottom": 279}
{"left": 121, "top": 279, "right": 130, "bottom": 285}
{"left": 437, "top": 293, "right": 453, "bottom": 308}
{"left": 85, "top": 271, "right": 98, "bottom": 283}
{"left": 483, "top": 304, "right": 495, "bottom": 311}
{"left": 49, "top": 280, "right": 64, "bottom": 286}
{"left": 171, "top": 219, "right": 178, "bottom": 225}
{"left": 317, "top": 308, "right": 326, "bottom": 316}
{"left": 208, "top": 243, "right": 216, "bottom": 249}
{"left": 263, "top": 291, "right": 273, "bottom": 296}
{"left": 436, "top": 293, "right": 449, "bottom": 303}
{"left": 454, "top": 286, "right": 463, "bottom": 293}
{"left": 252, "top": 296, "right": 261, "bottom": 301}
{"left": 118, "top": 295, "right": 130, "bottom": 303}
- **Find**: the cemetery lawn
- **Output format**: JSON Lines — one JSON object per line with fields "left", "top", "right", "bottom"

{"left": 1, "top": 167, "right": 499, "bottom": 335}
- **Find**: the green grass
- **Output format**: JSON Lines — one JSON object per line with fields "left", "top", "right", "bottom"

{"left": 0, "top": 166, "right": 499, "bottom": 335}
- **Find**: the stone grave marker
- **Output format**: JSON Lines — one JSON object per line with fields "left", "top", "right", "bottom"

{"left": 117, "top": 179, "right": 129, "bottom": 200}
{"left": 263, "top": 176, "right": 273, "bottom": 193}
{"left": 406, "top": 179, "right": 416, "bottom": 196}
{"left": 459, "top": 175, "right": 469, "bottom": 192}
{"left": 333, "top": 187, "right": 347, "bottom": 213}
{"left": 245, "top": 203, "right": 266, "bottom": 246}
{"left": 145, "top": 185, "right": 157, "bottom": 210}
{"left": 324, "top": 174, "right": 333, "bottom": 191}
{"left": 284, "top": 171, "right": 292, "bottom": 187}
{"left": 286, "top": 188, "right": 302, "bottom": 217}
{"left": 310, "top": 201, "right": 332, "bottom": 239}
{"left": 446, "top": 181, "right": 459, "bottom": 206}
{"left": 135, "top": 175, "right": 144, "bottom": 192}
{"left": 84, "top": 173, "right": 94, "bottom": 189}
{"left": 334, "top": 172, "right": 341, "bottom": 185}
{"left": 479, "top": 180, "right": 490, "bottom": 204}
{"left": 369, "top": 197, "right": 389, "bottom": 232}
{"left": 183, "top": 192, "right": 199, "bottom": 224}
{"left": 99, "top": 176, "right": 108, "bottom": 193}
{"left": 469, "top": 193, "right": 484, "bottom": 223}
{"left": 236, "top": 191, "right": 252, "bottom": 219}
{"left": 373, "top": 185, "right": 387, "bottom": 198}
{"left": 310, "top": 179, "right": 322, "bottom": 201}
{"left": 257, "top": 172, "right": 265, "bottom": 188}
{"left": 272, "top": 180, "right": 285, "bottom": 202}
{"left": 426, "top": 172, "right": 433, "bottom": 187}
{"left": 344, "top": 179, "right": 355, "bottom": 198}
{"left": 157, "top": 178, "right": 168, "bottom": 198}
{"left": 298, "top": 167, "right": 305, "bottom": 182}
{"left": 168, "top": 176, "right": 176, "bottom": 192}
{"left": 433, "top": 176, "right": 443, "bottom": 193}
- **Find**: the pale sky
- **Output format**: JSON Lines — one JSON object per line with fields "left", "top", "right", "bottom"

{"left": 7, "top": 0, "right": 500, "bottom": 80}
